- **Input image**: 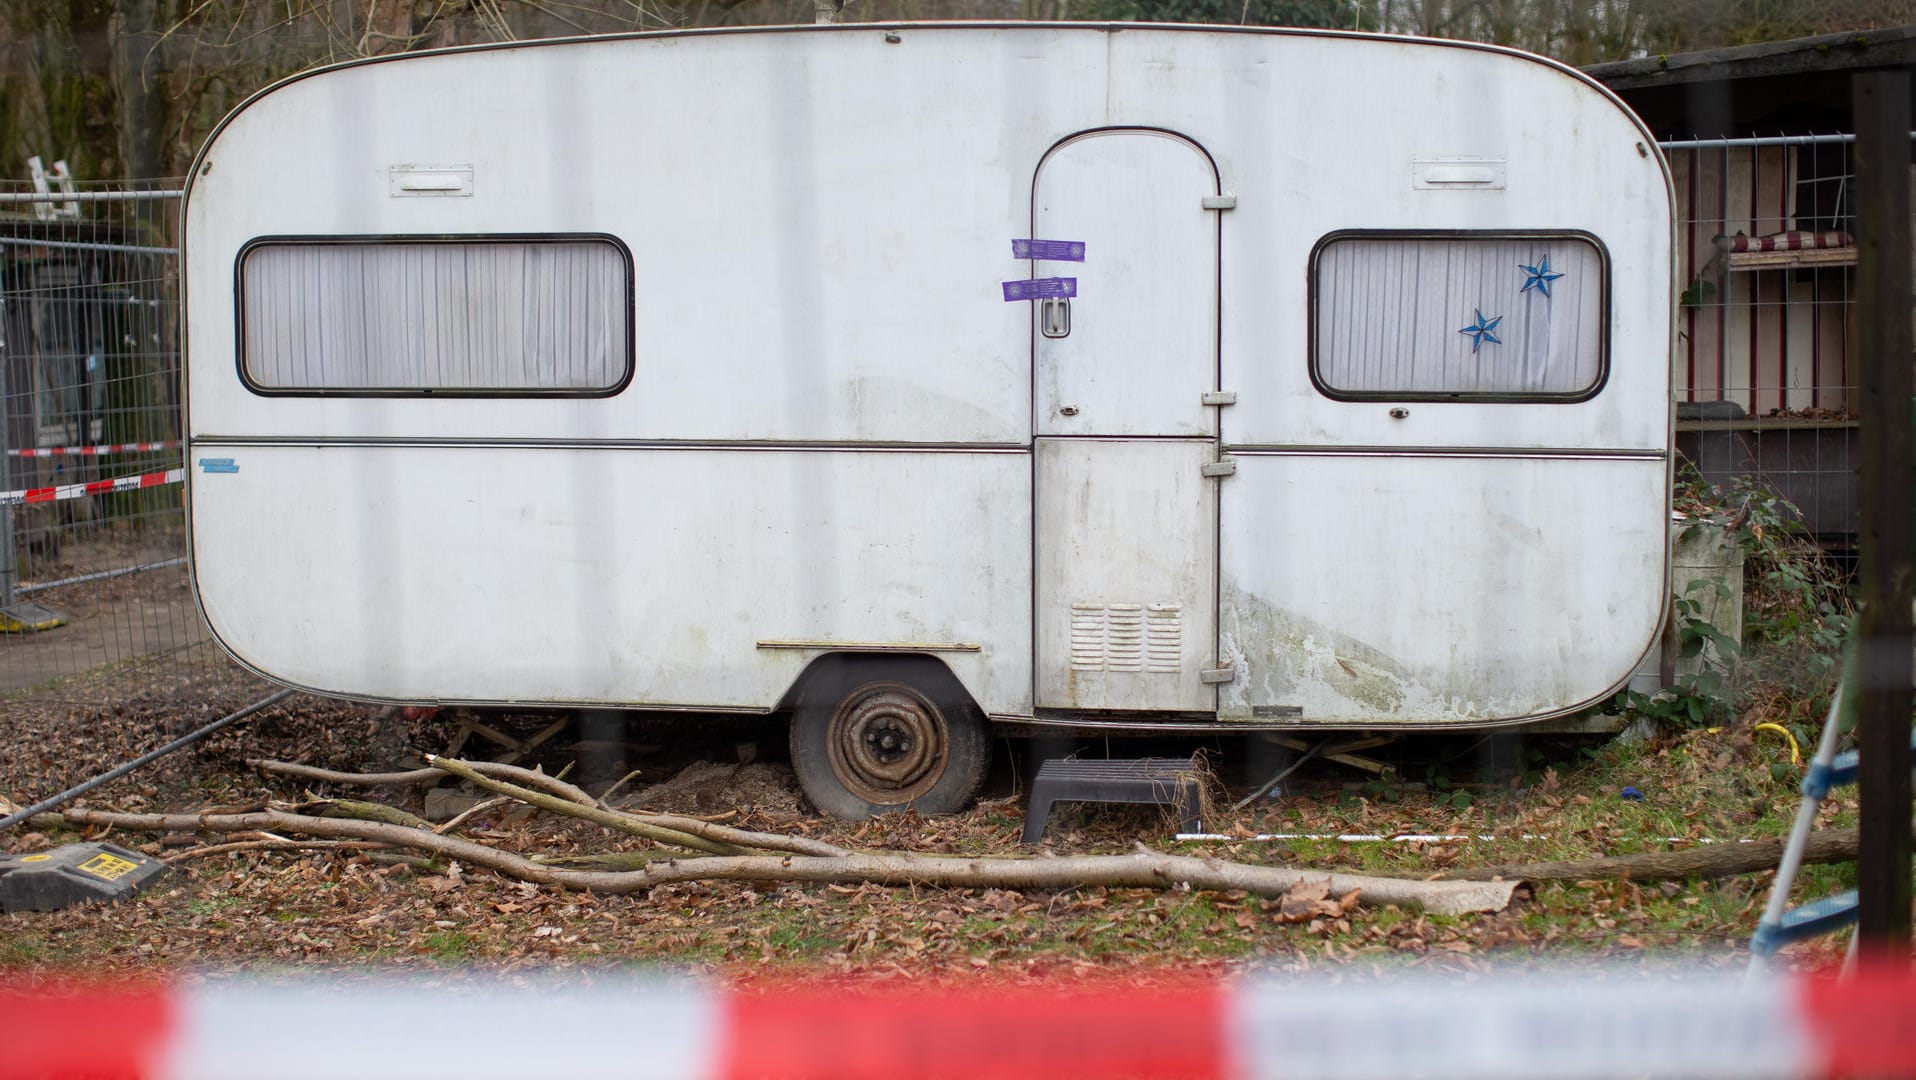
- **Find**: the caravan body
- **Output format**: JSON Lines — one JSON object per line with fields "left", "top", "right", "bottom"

{"left": 184, "top": 24, "right": 1673, "bottom": 813}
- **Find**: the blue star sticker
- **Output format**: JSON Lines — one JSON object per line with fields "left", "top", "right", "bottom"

{"left": 1458, "top": 308, "right": 1502, "bottom": 353}
{"left": 1519, "top": 255, "right": 1565, "bottom": 298}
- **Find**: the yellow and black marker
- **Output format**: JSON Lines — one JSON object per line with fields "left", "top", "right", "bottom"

{"left": 0, "top": 842, "right": 165, "bottom": 912}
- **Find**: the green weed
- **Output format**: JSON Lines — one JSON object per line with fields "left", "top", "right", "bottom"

{"left": 419, "top": 930, "right": 476, "bottom": 961}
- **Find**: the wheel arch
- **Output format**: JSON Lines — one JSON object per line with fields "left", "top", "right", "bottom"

{"left": 773, "top": 651, "right": 984, "bottom": 717}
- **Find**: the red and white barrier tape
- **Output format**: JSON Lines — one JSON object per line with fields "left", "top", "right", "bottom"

{"left": 2, "top": 966, "right": 1912, "bottom": 1080}
{"left": 0, "top": 467, "right": 182, "bottom": 507}
{"left": 6, "top": 440, "right": 180, "bottom": 458}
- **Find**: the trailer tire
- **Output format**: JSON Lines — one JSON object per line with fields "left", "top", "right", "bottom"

{"left": 788, "top": 659, "right": 991, "bottom": 821}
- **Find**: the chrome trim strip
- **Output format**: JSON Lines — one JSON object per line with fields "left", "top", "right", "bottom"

{"left": 189, "top": 436, "right": 1030, "bottom": 453}
{"left": 990, "top": 711, "right": 1615, "bottom": 734}
{"left": 191, "top": 436, "right": 1663, "bottom": 460}
{"left": 757, "top": 640, "right": 983, "bottom": 653}
{"left": 1226, "top": 445, "right": 1667, "bottom": 460}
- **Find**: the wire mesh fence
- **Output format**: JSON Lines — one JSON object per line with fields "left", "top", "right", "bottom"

{"left": 0, "top": 172, "right": 248, "bottom": 716}
{"left": 1662, "top": 133, "right": 1867, "bottom": 547}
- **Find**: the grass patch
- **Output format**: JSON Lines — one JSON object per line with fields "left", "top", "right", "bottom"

{"left": 0, "top": 931, "right": 49, "bottom": 965}
{"left": 418, "top": 931, "right": 477, "bottom": 962}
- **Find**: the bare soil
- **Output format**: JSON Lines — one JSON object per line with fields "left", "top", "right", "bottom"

{"left": 2, "top": 527, "right": 207, "bottom": 694}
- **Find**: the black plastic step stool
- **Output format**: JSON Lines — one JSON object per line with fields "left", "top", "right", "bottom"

{"left": 1022, "top": 757, "right": 1204, "bottom": 843}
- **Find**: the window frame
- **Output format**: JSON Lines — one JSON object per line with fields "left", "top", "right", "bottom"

{"left": 1306, "top": 228, "right": 1612, "bottom": 405}
{"left": 234, "top": 233, "right": 636, "bottom": 399}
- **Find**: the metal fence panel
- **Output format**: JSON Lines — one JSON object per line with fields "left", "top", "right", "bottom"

{"left": 1661, "top": 133, "right": 1870, "bottom": 543}
{"left": 0, "top": 179, "right": 236, "bottom": 712}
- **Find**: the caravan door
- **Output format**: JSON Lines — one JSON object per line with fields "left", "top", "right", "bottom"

{"left": 1031, "top": 129, "right": 1223, "bottom": 713}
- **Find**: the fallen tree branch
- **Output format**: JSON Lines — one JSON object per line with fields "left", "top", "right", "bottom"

{"left": 249, "top": 759, "right": 594, "bottom": 806}
{"left": 165, "top": 839, "right": 391, "bottom": 865}
{"left": 472, "top": 761, "right": 590, "bottom": 806}
{"left": 60, "top": 808, "right": 1517, "bottom": 915}
{"left": 532, "top": 851, "right": 676, "bottom": 871}
{"left": 252, "top": 756, "right": 844, "bottom": 857}
{"left": 434, "top": 796, "right": 513, "bottom": 835}
{"left": 248, "top": 761, "right": 442, "bottom": 786}
{"left": 427, "top": 756, "right": 847, "bottom": 858}
{"left": 1441, "top": 826, "right": 1893, "bottom": 883}
{"left": 313, "top": 799, "right": 433, "bottom": 831}
{"left": 425, "top": 756, "right": 740, "bottom": 855}
{"left": 595, "top": 769, "right": 646, "bottom": 809}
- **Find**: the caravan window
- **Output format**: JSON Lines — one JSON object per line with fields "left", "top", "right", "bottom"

{"left": 1310, "top": 232, "right": 1606, "bottom": 401}
{"left": 238, "top": 236, "right": 632, "bottom": 395}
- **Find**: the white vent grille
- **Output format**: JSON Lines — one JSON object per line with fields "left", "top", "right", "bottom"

{"left": 1069, "top": 602, "right": 1182, "bottom": 675}
{"left": 1106, "top": 605, "right": 1144, "bottom": 672}
{"left": 1069, "top": 603, "right": 1106, "bottom": 671}
{"left": 1146, "top": 604, "right": 1183, "bottom": 673}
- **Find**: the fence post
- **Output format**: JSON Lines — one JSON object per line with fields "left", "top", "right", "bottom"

{"left": 1851, "top": 68, "right": 1914, "bottom": 953}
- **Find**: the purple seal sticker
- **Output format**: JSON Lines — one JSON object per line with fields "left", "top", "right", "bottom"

{"left": 1012, "top": 239, "right": 1087, "bottom": 262}
{"left": 1001, "top": 277, "right": 1078, "bottom": 302}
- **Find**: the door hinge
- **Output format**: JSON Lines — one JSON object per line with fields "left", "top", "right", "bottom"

{"left": 1201, "top": 391, "right": 1237, "bottom": 406}
{"left": 1202, "top": 194, "right": 1237, "bottom": 210}
{"left": 1200, "top": 663, "right": 1237, "bottom": 684}
{"left": 1200, "top": 457, "right": 1237, "bottom": 478}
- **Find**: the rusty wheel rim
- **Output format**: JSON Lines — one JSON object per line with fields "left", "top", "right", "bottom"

{"left": 826, "top": 682, "right": 951, "bottom": 806}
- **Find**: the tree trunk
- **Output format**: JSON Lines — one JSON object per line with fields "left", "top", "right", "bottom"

{"left": 110, "top": 0, "right": 164, "bottom": 180}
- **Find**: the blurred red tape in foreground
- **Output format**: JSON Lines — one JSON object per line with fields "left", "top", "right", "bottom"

{"left": 1, "top": 965, "right": 1913, "bottom": 1079}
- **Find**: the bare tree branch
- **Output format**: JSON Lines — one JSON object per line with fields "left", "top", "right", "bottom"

{"left": 312, "top": 798, "right": 434, "bottom": 830}
{"left": 249, "top": 758, "right": 596, "bottom": 807}
{"left": 60, "top": 807, "right": 1519, "bottom": 915}
{"left": 434, "top": 795, "right": 514, "bottom": 835}
{"left": 165, "top": 837, "right": 391, "bottom": 864}
{"left": 425, "top": 755, "right": 738, "bottom": 854}
{"left": 252, "top": 755, "right": 850, "bottom": 857}
{"left": 428, "top": 755, "right": 850, "bottom": 858}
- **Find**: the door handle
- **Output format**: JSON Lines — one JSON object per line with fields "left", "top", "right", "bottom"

{"left": 1040, "top": 296, "right": 1071, "bottom": 339}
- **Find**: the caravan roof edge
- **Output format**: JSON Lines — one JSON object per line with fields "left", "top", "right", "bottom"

{"left": 178, "top": 22, "right": 1668, "bottom": 215}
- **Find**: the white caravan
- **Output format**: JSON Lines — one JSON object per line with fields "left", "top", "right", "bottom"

{"left": 184, "top": 23, "right": 1674, "bottom": 817}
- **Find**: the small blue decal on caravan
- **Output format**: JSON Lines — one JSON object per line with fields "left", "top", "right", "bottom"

{"left": 1001, "top": 277, "right": 1077, "bottom": 302}
{"left": 1011, "top": 239, "right": 1086, "bottom": 261}
{"left": 1457, "top": 308, "right": 1503, "bottom": 353}
{"left": 198, "top": 458, "right": 238, "bottom": 474}
{"left": 1519, "top": 256, "right": 1565, "bottom": 298}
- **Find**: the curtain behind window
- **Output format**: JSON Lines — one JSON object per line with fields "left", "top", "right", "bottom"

{"left": 241, "top": 239, "right": 628, "bottom": 393}
{"left": 1314, "top": 236, "right": 1604, "bottom": 398}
